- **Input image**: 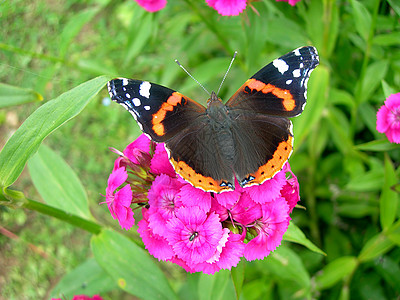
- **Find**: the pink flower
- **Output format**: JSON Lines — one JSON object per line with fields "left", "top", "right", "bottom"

{"left": 147, "top": 174, "right": 184, "bottom": 236}
{"left": 166, "top": 206, "right": 227, "bottom": 264}
{"left": 105, "top": 132, "right": 303, "bottom": 273}
{"left": 376, "top": 93, "right": 400, "bottom": 144}
{"left": 52, "top": 295, "right": 103, "bottom": 300}
{"left": 104, "top": 167, "right": 135, "bottom": 230}
{"left": 244, "top": 197, "right": 290, "bottom": 261}
{"left": 206, "top": 0, "right": 247, "bottom": 16}
{"left": 276, "top": 0, "right": 301, "bottom": 6}
{"left": 135, "top": 0, "right": 167, "bottom": 12}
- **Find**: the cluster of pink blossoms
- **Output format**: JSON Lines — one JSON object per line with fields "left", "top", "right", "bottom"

{"left": 103, "top": 134, "right": 300, "bottom": 274}
{"left": 376, "top": 93, "right": 400, "bottom": 144}
{"left": 135, "top": 0, "right": 301, "bottom": 15}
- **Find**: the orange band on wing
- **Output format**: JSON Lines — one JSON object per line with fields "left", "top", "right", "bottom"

{"left": 151, "top": 92, "right": 184, "bottom": 136}
{"left": 241, "top": 135, "right": 293, "bottom": 188}
{"left": 170, "top": 157, "right": 233, "bottom": 193}
{"left": 245, "top": 79, "right": 296, "bottom": 112}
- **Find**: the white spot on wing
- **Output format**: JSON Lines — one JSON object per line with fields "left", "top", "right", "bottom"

{"left": 139, "top": 81, "right": 151, "bottom": 98}
{"left": 292, "top": 69, "right": 301, "bottom": 78}
{"left": 273, "top": 59, "right": 289, "bottom": 74}
{"left": 125, "top": 93, "right": 131, "bottom": 98}
{"left": 132, "top": 97, "right": 141, "bottom": 107}
{"left": 286, "top": 79, "right": 292, "bottom": 85}
{"left": 122, "top": 78, "right": 129, "bottom": 86}
{"left": 293, "top": 48, "right": 301, "bottom": 56}
{"left": 144, "top": 105, "right": 151, "bottom": 111}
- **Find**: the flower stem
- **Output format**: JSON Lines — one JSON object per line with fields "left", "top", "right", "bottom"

{"left": 23, "top": 198, "right": 102, "bottom": 234}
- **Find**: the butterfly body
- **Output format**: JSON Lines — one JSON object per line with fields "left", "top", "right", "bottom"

{"left": 108, "top": 46, "right": 319, "bottom": 193}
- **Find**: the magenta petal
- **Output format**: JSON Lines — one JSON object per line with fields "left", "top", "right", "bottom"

{"left": 244, "top": 234, "right": 270, "bottom": 261}
{"left": 177, "top": 184, "right": 212, "bottom": 211}
{"left": 247, "top": 170, "right": 286, "bottom": 204}
{"left": 138, "top": 210, "right": 174, "bottom": 260}
{"left": 135, "top": 0, "right": 167, "bottom": 13}
{"left": 150, "top": 144, "right": 176, "bottom": 177}
{"left": 115, "top": 184, "right": 133, "bottom": 207}
{"left": 376, "top": 105, "right": 390, "bottom": 133}
{"left": 216, "top": 233, "right": 245, "bottom": 269}
{"left": 123, "top": 134, "right": 151, "bottom": 164}
{"left": 385, "top": 93, "right": 400, "bottom": 110}
{"left": 213, "top": 0, "right": 247, "bottom": 16}
{"left": 107, "top": 167, "right": 128, "bottom": 192}
{"left": 215, "top": 188, "right": 241, "bottom": 207}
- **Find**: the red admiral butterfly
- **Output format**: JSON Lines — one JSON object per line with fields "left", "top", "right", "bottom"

{"left": 108, "top": 46, "right": 319, "bottom": 193}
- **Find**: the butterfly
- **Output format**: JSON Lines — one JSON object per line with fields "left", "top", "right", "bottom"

{"left": 108, "top": 46, "right": 319, "bottom": 193}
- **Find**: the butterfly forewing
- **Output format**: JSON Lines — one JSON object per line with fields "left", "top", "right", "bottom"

{"left": 226, "top": 46, "right": 319, "bottom": 117}
{"left": 108, "top": 79, "right": 206, "bottom": 142}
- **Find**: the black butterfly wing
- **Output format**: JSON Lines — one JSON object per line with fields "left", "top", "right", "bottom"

{"left": 229, "top": 112, "right": 293, "bottom": 187}
{"left": 226, "top": 46, "right": 319, "bottom": 117}
{"left": 225, "top": 46, "right": 319, "bottom": 187}
{"left": 108, "top": 79, "right": 206, "bottom": 142}
{"left": 166, "top": 123, "right": 236, "bottom": 193}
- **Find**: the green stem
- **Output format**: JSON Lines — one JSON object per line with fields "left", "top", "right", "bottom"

{"left": 23, "top": 198, "right": 102, "bottom": 235}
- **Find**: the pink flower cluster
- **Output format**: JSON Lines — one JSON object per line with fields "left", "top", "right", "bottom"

{"left": 104, "top": 134, "right": 300, "bottom": 274}
{"left": 376, "top": 93, "right": 400, "bottom": 144}
{"left": 134, "top": 0, "right": 301, "bottom": 15}
{"left": 52, "top": 295, "right": 103, "bottom": 300}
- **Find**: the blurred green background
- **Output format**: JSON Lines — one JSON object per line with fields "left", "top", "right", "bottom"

{"left": 1, "top": 0, "right": 399, "bottom": 299}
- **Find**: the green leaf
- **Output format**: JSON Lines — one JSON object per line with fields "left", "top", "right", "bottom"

{"left": 381, "top": 80, "right": 396, "bottom": 98}
{"left": 293, "top": 65, "right": 329, "bottom": 148}
{"left": 314, "top": 256, "right": 358, "bottom": 291}
{"left": 386, "top": 220, "right": 400, "bottom": 246}
{"left": 387, "top": 0, "right": 400, "bottom": 16}
{"left": 345, "top": 168, "right": 384, "bottom": 192}
{"left": 91, "top": 229, "right": 178, "bottom": 300}
{"left": 349, "top": 0, "right": 372, "bottom": 41}
{"left": 28, "top": 144, "right": 91, "bottom": 219}
{"left": 198, "top": 270, "right": 236, "bottom": 300}
{"left": 380, "top": 155, "right": 398, "bottom": 230}
{"left": 356, "top": 139, "right": 399, "bottom": 152}
{"left": 0, "top": 82, "right": 43, "bottom": 108}
{"left": 358, "top": 232, "right": 395, "bottom": 262}
{"left": 0, "top": 76, "right": 111, "bottom": 188}
{"left": 124, "top": 13, "right": 153, "bottom": 65}
{"left": 59, "top": 7, "right": 100, "bottom": 57}
{"left": 51, "top": 258, "right": 117, "bottom": 299}
{"left": 373, "top": 32, "right": 400, "bottom": 46}
{"left": 230, "top": 259, "right": 245, "bottom": 299}
{"left": 261, "top": 245, "right": 311, "bottom": 289}
{"left": 284, "top": 222, "right": 326, "bottom": 255}
{"left": 373, "top": 256, "right": 400, "bottom": 293}
{"left": 359, "top": 60, "right": 388, "bottom": 103}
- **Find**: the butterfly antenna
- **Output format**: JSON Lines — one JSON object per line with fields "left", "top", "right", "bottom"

{"left": 217, "top": 51, "right": 237, "bottom": 96}
{"left": 175, "top": 59, "right": 210, "bottom": 95}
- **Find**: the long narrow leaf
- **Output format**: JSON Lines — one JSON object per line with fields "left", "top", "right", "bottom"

{"left": 0, "top": 83, "right": 43, "bottom": 108}
{"left": 91, "top": 229, "right": 178, "bottom": 300}
{"left": 0, "top": 76, "right": 111, "bottom": 188}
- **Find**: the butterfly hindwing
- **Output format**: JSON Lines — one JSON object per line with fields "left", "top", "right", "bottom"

{"left": 226, "top": 46, "right": 319, "bottom": 117}
{"left": 229, "top": 112, "right": 293, "bottom": 187}
{"left": 108, "top": 79, "right": 206, "bottom": 142}
{"left": 166, "top": 121, "right": 236, "bottom": 193}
